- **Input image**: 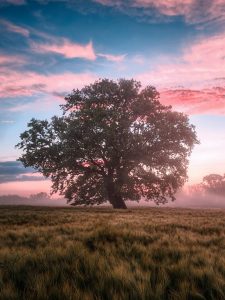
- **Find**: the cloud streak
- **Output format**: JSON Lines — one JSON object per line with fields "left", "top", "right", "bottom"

{"left": 94, "top": 0, "right": 225, "bottom": 26}
{"left": 0, "top": 161, "right": 46, "bottom": 183}
{"left": 0, "top": 68, "right": 97, "bottom": 99}
{"left": 0, "top": 54, "right": 27, "bottom": 65}
{"left": 0, "top": 0, "right": 26, "bottom": 5}
{"left": 0, "top": 120, "right": 15, "bottom": 124}
{"left": 98, "top": 53, "right": 126, "bottom": 62}
{"left": 0, "top": 19, "right": 29, "bottom": 36}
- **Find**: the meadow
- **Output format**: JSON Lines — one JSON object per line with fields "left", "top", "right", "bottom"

{"left": 1, "top": 206, "right": 225, "bottom": 300}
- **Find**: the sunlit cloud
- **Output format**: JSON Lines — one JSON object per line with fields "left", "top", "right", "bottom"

{"left": 31, "top": 39, "right": 97, "bottom": 60}
{"left": 31, "top": 38, "right": 126, "bottom": 62}
{"left": 160, "top": 88, "right": 225, "bottom": 115}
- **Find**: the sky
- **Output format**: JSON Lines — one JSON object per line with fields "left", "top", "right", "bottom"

{"left": 0, "top": 0, "right": 225, "bottom": 197}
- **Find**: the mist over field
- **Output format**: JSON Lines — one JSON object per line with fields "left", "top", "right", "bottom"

{"left": 1, "top": 190, "right": 225, "bottom": 208}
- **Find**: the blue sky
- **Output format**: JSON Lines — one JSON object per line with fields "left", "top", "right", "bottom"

{"left": 0, "top": 0, "right": 225, "bottom": 195}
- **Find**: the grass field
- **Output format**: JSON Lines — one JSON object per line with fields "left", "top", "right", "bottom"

{"left": 1, "top": 206, "right": 225, "bottom": 300}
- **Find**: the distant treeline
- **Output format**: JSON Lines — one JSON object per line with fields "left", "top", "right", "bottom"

{"left": 0, "top": 194, "right": 67, "bottom": 206}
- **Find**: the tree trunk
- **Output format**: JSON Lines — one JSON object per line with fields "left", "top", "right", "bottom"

{"left": 109, "top": 194, "right": 127, "bottom": 209}
{"left": 106, "top": 177, "right": 127, "bottom": 209}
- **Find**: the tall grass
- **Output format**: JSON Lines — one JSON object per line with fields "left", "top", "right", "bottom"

{"left": 1, "top": 206, "right": 225, "bottom": 299}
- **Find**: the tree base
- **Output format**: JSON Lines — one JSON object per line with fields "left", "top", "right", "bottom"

{"left": 111, "top": 198, "right": 127, "bottom": 209}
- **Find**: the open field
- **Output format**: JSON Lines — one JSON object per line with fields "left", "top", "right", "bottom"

{"left": 1, "top": 206, "right": 225, "bottom": 300}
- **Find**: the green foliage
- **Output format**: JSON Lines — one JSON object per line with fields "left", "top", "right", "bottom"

{"left": 16, "top": 79, "right": 199, "bottom": 208}
{"left": 1, "top": 206, "right": 225, "bottom": 299}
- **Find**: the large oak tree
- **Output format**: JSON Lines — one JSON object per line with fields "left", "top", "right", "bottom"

{"left": 16, "top": 79, "right": 199, "bottom": 208}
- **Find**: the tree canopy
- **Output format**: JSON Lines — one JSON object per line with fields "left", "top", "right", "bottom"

{"left": 16, "top": 79, "right": 199, "bottom": 208}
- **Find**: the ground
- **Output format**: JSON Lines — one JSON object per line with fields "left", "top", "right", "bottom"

{"left": 0, "top": 206, "right": 225, "bottom": 300}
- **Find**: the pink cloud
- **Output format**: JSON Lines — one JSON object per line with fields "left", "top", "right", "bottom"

{"left": 0, "top": 68, "right": 97, "bottom": 101}
{"left": 98, "top": 52, "right": 126, "bottom": 62}
{"left": 31, "top": 38, "right": 125, "bottom": 63}
{"left": 160, "top": 88, "right": 225, "bottom": 115}
{"left": 135, "top": 31, "right": 225, "bottom": 114}
{"left": 0, "top": 19, "right": 29, "bottom": 37}
{"left": 31, "top": 39, "right": 96, "bottom": 60}
{"left": 137, "top": 32, "right": 225, "bottom": 88}
{"left": 94, "top": 0, "right": 225, "bottom": 26}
